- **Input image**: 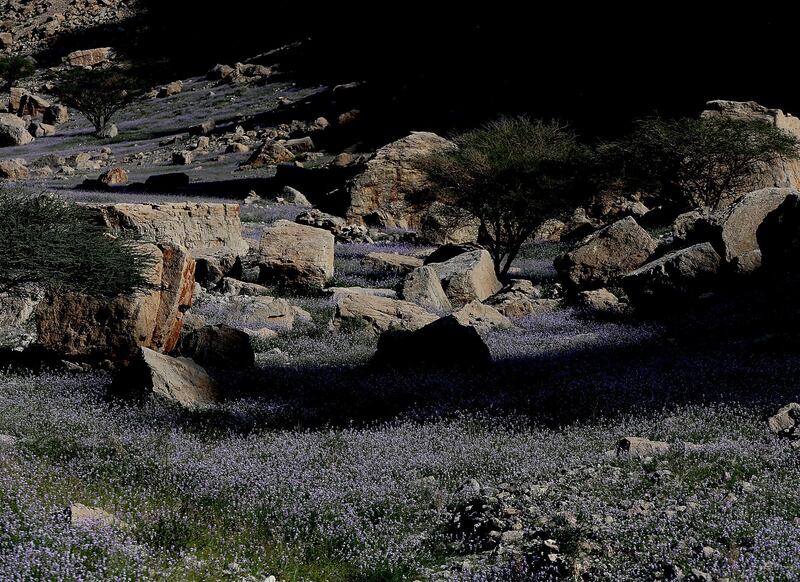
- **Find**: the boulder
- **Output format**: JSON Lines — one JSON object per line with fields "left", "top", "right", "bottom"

{"left": 208, "top": 64, "right": 235, "bottom": 81}
{"left": 35, "top": 242, "right": 195, "bottom": 360}
{"left": 179, "top": 324, "right": 254, "bottom": 368}
{"left": 485, "top": 279, "right": 547, "bottom": 317}
{"left": 93, "top": 203, "right": 249, "bottom": 256}
{"left": 10, "top": 88, "right": 49, "bottom": 117}
{"left": 157, "top": 81, "right": 183, "bottom": 97}
{"left": 533, "top": 218, "right": 567, "bottom": 242}
{"left": 193, "top": 251, "right": 242, "bottom": 288}
{"left": 172, "top": 150, "right": 194, "bottom": 165}
{"left": 0, "top": 113, "right": 34, "bottom": 146}
{"left": 622, "top": 243, "right": 722, "bottom": 306}
{"left": 195, "top": 294, "right": 299, "bottom": 331}
{"left": 451, "top": 301, "right": 513, "bottom": 331}
{"left": 43, "top": 104, "right": 69, "bottom": 125}
{"left": 283, "top": 136, "right": 315, "bottom": 153}
{"left": 616, "top": 437, "right": 671, "bottom": 459}
{"left": 295, "top": 209, "right": 346, "bottom": 233}
{"left": 281, "top": 185, "right": 312, "bottom": 207}
{"left": 28, "top": 121, "right": 56, "bottom": 137}
{"left": 119, "top": 347, "right": 219, "bottom": 407}
{"left": 577, "top": 288, "right": 629, "bottom": 317}
{"left": 706, "top": 187, "right": 792, "bottom": 264}
{"left": 245, "top": 140, "right": 294, "bottom": 167}
{"left": 364, "top": 252, "right": 423, "bottom": 275}
{"left": 346, "top": 132, "right": 455, "bottom": 229}
{"left": 702, "top": 100, "right": 800, "bottom": 192}
{"left": 218, "top": 277, "right": 271, "bottom": 297}
{"left": 425, "top": 249, "right": 502, "bottom": 306}
{"left": 555, "top": 216, "right": 657, "bottom": 291}
{"left": 756, "top": 192, "right": 800, "bottom": 274}
{"left": 0, "top": 159, "right": 28, "bottom": 179}
{"left": 68, "top": 503, "right": 124, "bottom": 529}
{"left": 333, "top": 294, "right": 438, "bottom": 335}
{"left": 401, "top": 266, "right": 452, "bottom": 312}
{"left": 99, "top": 166, "right": 128, "bottom": 186}
{"left": 327, "top": 287, "right": 398, "bottom": 301}
{"left": 64, "top": 47, "right": 115, "bottom": 67}
{"left": 258, "top": 220, "right": 334, "bottom": 289}
{"left": 672, "top": 209, "right": 712, "bottom": 246}
{"left": 371, "top": 315, "right": 491, "bottom": 369}
{"left": 767, "top": 403, "right": 800, "bottom": 438}
{"left": 189, "top": 120, "right": 215, "bottom": 136}
{"left": 97, "top": 123, "right": 118, "bottom": 138}
{"left": 417, "top": 202, "right": 480, "bottom": 245}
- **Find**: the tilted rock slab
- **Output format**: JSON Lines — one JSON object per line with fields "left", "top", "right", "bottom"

{"left": 426, "top": 249, "right": 502, "bottom": 306}
{"left": 333, "top": 293, "right": 438, "bottom": 335}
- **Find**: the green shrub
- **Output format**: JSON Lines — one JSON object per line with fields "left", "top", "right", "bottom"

{"left": 601, "top": 116, "right": 800, "bottom": 210}
{"left": 420, "top": 117, "right": 589, "bottom": 277}
{"left": 0, "top": 189, "right": 155, "bottom": 296}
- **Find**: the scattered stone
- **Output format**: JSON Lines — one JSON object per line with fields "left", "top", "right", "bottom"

{"left": 333, "top": 294, "right": 438, "bottom": 335}
{"left": 295, "top": 209, "right": 346, "bottom": 233}
{"left": 281, "top": 185, "right": 312, "bottom": 206}
{"left": 64, "top": 47, "right": 115, "bottom": 67}
{"left": 193, "top": 252, "right": 242, "bottom": 288}
{"left": 452, "top": 301, "right": 513, "bottom": 331}
{"left": 0, "top": 113, "right": 34, "bottom": 146}
{"left": 68, "top": 503, "right": 123, "bottom": 529}
{"left": 327, "top": 287, "right": 398, "bottom": 301}
{"left": 97, "top": 123, "right": 118, "bottom": 138}
{"left": 179, "top": 324, "right": 255, "bottom": 368}
{"left": 226, "top": 143, "right": 250, "bottom": 153}
{"left": 577, "top": 288, "right": 629, "bottom": 317}
{"left": 218, "top": 277, "right": 271, "bottom": 297}
{"left": 98, "top": 166, "right": 128, "bottom": 186}
{"left": 401, "top": 266, "right": 452, "bottom": 312}
{"left": 371, "top": 316, "right": 491, "bottom": 369}
{"left": 485, "top": 279, "right": 549, "bottom": 317}
{"left": 616, "top": 436, "right": 671, "bottom": 459}
{"left": 189, "top": 120, "right": 215, "bottom": 136}
{"left": 245, "top": 140, "right": 294, "bottom": 167}
{"left": 426, "top": 249, "right": 502, "bottom": 306}
{"left": 364, "top": 252, "right": 423, "bottom": 275}
{"left": 533, "top": 218, "right": 567, "bottom": 241}
{"left": 283, "top": 136, "right": 315, "bottom": 153}
{"left": 28, "top": 120, "right": 56, "bottom": 137}
{"left": 0, "top": 159, "right": 28, "bottom": 179}
{"left": 622, "top": 243, "right": 722, "bottom": 307}
{"left": 258, "top": 220, "right": 334, "bottom": 290}
{"left": 767, "top": 403, "right": 800, "bottom": 438}
{"left": 157, "top": 80, "right": 183, "bottom": 98}
{"left": 172, "top": 150, "right": 194, "bottom": 165}
{"left": 555, "top": 217, "right": 657, "bottom": 291}
{"left": 117, "top": 347, "right": 219, "bottom": 407}
{"left": 43, "top": 104, "right": 69, "bottom": 125}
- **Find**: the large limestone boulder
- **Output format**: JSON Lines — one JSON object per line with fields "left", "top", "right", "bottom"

{"left": 371, "top": 316, "right": 491, "bottom": 369}
{"left": 179, "top": 324, "right": 254, "bottom": 368}
{"left": 35, "top": 242, "right": 195, "bottom": 360}
{"left": 401, "top": 266, "right": 452, "bottom": 312}
{"left": 702, "top": 100, "right": 800, "bottom": 192}
{"left": 93, "top": 203, "right": 249, "bottom": 257}
{"left": 622, "top": 243, "right": 722, "bottom": 307}
{"left": 120, "top": 347, "right": 219, "bottom": 407}
{"left": 706, "top": 187, "right": 793, "bottom": 266}
{"left": 258, "top": 220, "right": 334, "bottom": 289}
{"left": 0, "top": 113, "right": 34, "bottom": 146}
{"left": 346, "top": 132, "right": 455, "bottom": 229}
{"left": 555, "top": 217, "right": 657, "bottom": 291}
{"left": 0, "top": 159, "right": 29, "bottom": 180}
{"left": 333, "top": 294, "right": 438, "bottom": 335}
{"left": 9, "top": 88, "right": 50, "bottom": 117}
{"left": 425, "top": 249, "right": 502, "bottom": 306}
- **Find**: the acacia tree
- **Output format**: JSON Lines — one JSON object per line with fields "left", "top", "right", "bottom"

{"left": 53, "top": 68, "right": 143, "bottom": 136}
{"left": 420, "top": 117, "right": 589, "bottom": 277}
{"left": 603, "top": 116, "right": 800, "bottom": 210}
{"left": 0, "top": 189, "right": 154, "bottom": 296}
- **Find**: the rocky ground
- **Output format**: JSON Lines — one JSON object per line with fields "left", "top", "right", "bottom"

{"left": 2, "top": 13, "right": 800, "bottom": 582}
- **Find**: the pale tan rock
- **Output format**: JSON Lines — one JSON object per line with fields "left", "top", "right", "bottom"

{"left": 485, "top": 279, "right": 545, "bottom": 317}
{"left": 69, "top": 503, "right": 124, "bottom": 529}
{"left": 127, "top": 347, "right": 219, "bottom": 407}
{"left": 258, "top": 220, "right": 334, "bottom": 289}
{"left": 427, "top": 249, "right": 502, "bottom": 306}
{"left": 555, "top": 217, "right": 656, "bottom": 290}
{"left": 346, "top": 132, "right": 455, "bottom": 229}
{"left": 0, "top": 159, "right": 28, "bottom": 179}
{"left": 452, "top": 301, "right": 513, "bottom": 331}
{"left": 99, "top": 166, "right": 128, "bottom": 186}
{"left": 768, "top": 403, "right": 800, "bottom": 438}
{"left": 64, "top": 47, "right": 115, "bottom": 67}
{"left": 616, "top": 436, "right": 671, "bottom": 458}
{"left": 364, "top": 252, "right": 423, "bottom": 274}
{"left": 333, "top": 294, "right": 438, "bottom": 335}
{"left": 0, "top": 113, "right": 34, "bottom": 146}
{"left": 401, "top": 266, "right": 452, "bottom": 312}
